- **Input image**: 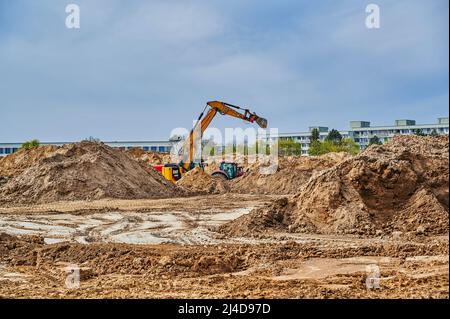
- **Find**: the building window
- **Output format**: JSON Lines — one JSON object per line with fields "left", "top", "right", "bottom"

{"left": 143, "top": 147, "right": 149, "bottom": 151}
{"left": 4, "top": 148, "right": 12, "bottom": 154}
{"left": 150, "top": 146, "right": 157, "bottom": 151}
{"left": 0, "top": 148, "right": 4, "bottom": 154}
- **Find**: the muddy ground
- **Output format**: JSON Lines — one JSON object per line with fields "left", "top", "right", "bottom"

{"left": 0, "top": 138, "right": 448, "bottom": 299}
{"left": 0, "top": 195, "right": 448, "bottom": 299}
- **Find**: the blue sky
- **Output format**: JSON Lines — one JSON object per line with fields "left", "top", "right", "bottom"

{"left": 0, "top": 0, "right": 448, "bottom": 142}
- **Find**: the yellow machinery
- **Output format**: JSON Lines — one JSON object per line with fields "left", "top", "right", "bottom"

{"left": 160, "top": 101, "right": 267, "bottom": 182}
{"left": 161, "top": 163, "right": 184, "bottom": 182}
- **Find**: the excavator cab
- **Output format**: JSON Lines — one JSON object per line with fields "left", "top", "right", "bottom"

{"left": 212, "top": 162, "right": 243, "bottom": 180}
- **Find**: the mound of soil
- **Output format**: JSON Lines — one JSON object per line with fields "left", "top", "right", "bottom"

{"left": 385, "top": 188, "right": 449, "bottom": 235}
{"left": 177, "top": 167, "right": 230, "bottom": 194}
{"left": 221, "top": 135, "right": 449, "bottom": 237}
{"left": 126, "top": 148, "right": 171, "bottom": 166}
{"left": 0, "top": 145, "right": 58, "bottom": 178}
{"left": 230, "top": 152, "right": 351, "bottom": 195}
{"left": 0, "top": 142, "right": 183, "bottom": 206}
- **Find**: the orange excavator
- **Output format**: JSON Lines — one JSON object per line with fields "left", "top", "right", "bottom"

{"left": 157, "top": 101, "right": 267, "bottom": 182}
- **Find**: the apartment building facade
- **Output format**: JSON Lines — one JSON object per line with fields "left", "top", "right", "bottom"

{"left": 259, "top": 117, "right": 449, "bottom": 155}
{"left": 348, "top": 117, "right": 449, "bottom": 150}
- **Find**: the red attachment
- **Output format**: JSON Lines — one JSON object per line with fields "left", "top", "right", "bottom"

{"left": 249, "top": 115, "right": 255, "bottom": 123}
{"left": 153, "top": 165, "right": 163, "bottom": 172}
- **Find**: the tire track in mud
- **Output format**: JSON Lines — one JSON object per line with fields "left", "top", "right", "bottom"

{"left": 0, "top": 208, "right": 254, "bottom": 245}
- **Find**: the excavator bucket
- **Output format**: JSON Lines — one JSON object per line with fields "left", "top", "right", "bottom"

{"left": 255, "top": 116, "right": 268, "bottom": 129}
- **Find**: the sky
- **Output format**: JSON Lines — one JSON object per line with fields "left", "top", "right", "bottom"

{"left": 0, "top": 0, "right": 448, "bottom": 142}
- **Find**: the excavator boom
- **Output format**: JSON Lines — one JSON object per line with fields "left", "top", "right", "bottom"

{"left": 183, "top": 101, "right": 267, "bottom": 166}
{"left": 206, "top": 101, "right": 267, "bottom": 129}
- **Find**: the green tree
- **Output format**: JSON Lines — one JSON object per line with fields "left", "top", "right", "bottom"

{"left": 369, "top": 135, "right": 382, "bottom": 145}
{"left": 309, "top": 138, "right": 359, "bottom": 156}
{"left": 339, "top": 138, "right": 360, "bottom": 155}
{"left": 247, "top": 141, "right": 267, "bottom": 156}
{"left": 278, "top": 138, "right": 301, "bottom": 156}
{"left": 254, "top": 140, "right": 271, "bottom": 155}
{"left": 308, "top": 140, "right": 325, "bottom": 156}
{"left": 21, "top": 139, "right": 40, "bottom": 150}
{"left": 430, "top": 129, "right": 439, "bottom": 136}
{"left": 325, "top": 129, "right": 342, "bottom": 144}
{"left": 310, "top": 128, "right": 320, "bottom": 142}
{"left": 201, "top": 138, "right": 216, "bottom": 157}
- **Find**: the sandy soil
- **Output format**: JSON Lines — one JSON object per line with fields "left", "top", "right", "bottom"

{"left": 0, "top": 194, "right": 275, "bottom": 215}
{"left": 0, "top": 195, "right": 448, "bottom": 299}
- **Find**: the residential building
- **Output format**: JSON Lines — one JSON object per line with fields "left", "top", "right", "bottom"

{"left": 259, "top": 117, "right": 449, "bottom": 155}
{"left": 349, "top": 117, "right": 449, "bottom": 150}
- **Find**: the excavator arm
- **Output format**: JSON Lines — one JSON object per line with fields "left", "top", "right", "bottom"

{"left": 183, "top": 101, "right": 267, "bottom": 166}
{"left": 199, "top": 101, "right": 267, "bottom": 133}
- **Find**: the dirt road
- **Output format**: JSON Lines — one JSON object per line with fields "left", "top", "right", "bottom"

{"left": 0, "top": 194, "right": 448, "bottom": 299}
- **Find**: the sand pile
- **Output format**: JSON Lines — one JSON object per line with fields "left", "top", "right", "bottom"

{"left": 177, "top": 167, "right": 230, "bottom": 194}
{"left": 179, "top": 152, "right": 349, "bottom": 195}
{"left": 0, "top": 145, "right": 58, "bottom": 178}
{"left": 221, "top": 135, "right": 449, "bottom": 237}
{"left": 0, "top": 142, "right": 183, "bottom": 206}
{"left": 203, "top": 161, "right": 221, "bottom": 175}
{"left": 229, "top": 152, "right": 351, "bottom": 195}
{"left": 126, "top": 148, "right": 171, "bottom": 166}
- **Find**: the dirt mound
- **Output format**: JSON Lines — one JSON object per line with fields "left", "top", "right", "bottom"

{"left": 218, "top": 197, "right": 297, "bottom": 237}
{"left": 230, "top": 152, "right": 351, "bottom": 195}
{"left": 180, "top": 152, "right": 349, "bottom": 195}
{"left": 0, "top": 142, "right": 183, "bottom": 206}
{"left": 126, "top": 148, "right": 171, "bottom": 166}
{"left": 221, "top": 135, "right": 449, "bottom": 237}
{"left": 0, "top": 145, "right": 58, "bottom": 178}
{"left": 177, "top": 167, "right": 230, "bottom": 194}
{"left": 385, "top": 188, "right": 449, "bottom": 235}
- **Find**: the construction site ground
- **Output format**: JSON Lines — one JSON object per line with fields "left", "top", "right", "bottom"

{"left": 0, "top": 136, "right": 448, "bottom": 299}
{"left": 0, "top": 194, "right": 448, "bottom": 298}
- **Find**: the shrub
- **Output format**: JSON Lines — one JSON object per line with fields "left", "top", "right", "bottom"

{"left": 278, "top": 138, "right": 302, "bottom": 156}
{"left": 309, "top": 138, "right": 359, "bottom": 156}
{"left": 21, "top": 139, "right": 40, "bottom": 150}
